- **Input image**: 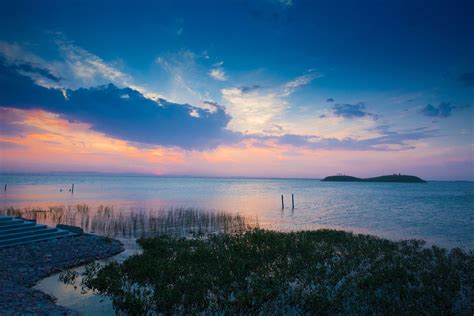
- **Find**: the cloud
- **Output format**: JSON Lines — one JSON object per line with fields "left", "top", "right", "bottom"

{"left": 0, "top": 62, "right": 238, "bottom": 150}
{"left": 56, "top": 40, "right": 133, "bottom": 89}
{"left": 0, "top": 140, "right": 25, "bottom": 150}
{"left": 275, "top": 126, "right": 437, "bottom": 151}
{"left": 12, "top": 63, "right": 61, "bottom": 82}
{"left": 458, "top": 72, "right": 474, "bottom": 87}
{"left": 0, "top": 62, "right": 436, "bottom": 154}
{"left": 240, "top": 85, "right": 261, "bottom": 93}
{"left": 0, "top": 107, "right": 45, "bottom": 137}
{"left": 222, "top": 70, "right": 320, "bottom": 133}
{"left": 209, "top": 67, "right": 227, "bottom": 81}
{"left": 0, "top": 40, "right": 168, "bottom": 102}
{"left": 330, "top": 102, "right": 378, "bottom": 119}
{"left": 421, "top": 102, "right": 455, "bottom": 118}
{"left": 326, "top": 98, "right": 334, "bottom": 102}
{"left": 155, "top": 50, "right": 214, "bottom": 104}
{"left": 281, "top": 69, "right": 320, "bottom": 96}
{"left": 200, "top": 100, "right": 220, "bottom": 113}
{"left": 0, "top": 41, "right": 63, "bottom": 89}
{"left": 221, "top": 87, "right": 285, "bottom": 133}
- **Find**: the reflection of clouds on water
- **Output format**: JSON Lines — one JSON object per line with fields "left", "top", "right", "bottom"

{"left": 35, "top": 265, "right": 115, "bottom": 315}
{"left": 0, "top": 175, "right": 473, "bottom": 249}
{"left": 34, "top": 238, "right": 141, "bottom": 316}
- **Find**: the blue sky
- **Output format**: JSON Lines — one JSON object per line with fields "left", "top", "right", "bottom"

{"left": 0, "top": 0, "right": 473, "bottom": 179}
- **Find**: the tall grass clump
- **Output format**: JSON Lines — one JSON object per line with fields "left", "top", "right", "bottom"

{"left": 78, "top": 229, "right": 473, "bottom": 315}
{"left": 0, "top": 205, "right": 258, "bottom": 238}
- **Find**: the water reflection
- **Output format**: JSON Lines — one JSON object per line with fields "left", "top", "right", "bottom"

{"left": 1, "top": 175, "right": 473, "bottom": 249}
{"left": 34, "top": 238, "right": 141, "bottom": 316}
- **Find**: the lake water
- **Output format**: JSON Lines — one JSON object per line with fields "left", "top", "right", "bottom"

{"left": 1, "top": 173, "right": 473, "bottom": 249}
{"left": 2, "top": 173, "right": 473, "bottom": 315}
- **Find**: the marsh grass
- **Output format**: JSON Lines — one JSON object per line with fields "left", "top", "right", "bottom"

{"left": 0, "top": 205, "right": 258, "bottom": 238}
{"left": 80, "top": 229, "right": 473, "bottom": 315}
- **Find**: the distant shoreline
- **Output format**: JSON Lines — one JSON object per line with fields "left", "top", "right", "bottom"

{"left": 1, "top": 172, "right": 472, "bottom": 182}
{"left": 321, "top": 174, "right": 427, "bottom": 183}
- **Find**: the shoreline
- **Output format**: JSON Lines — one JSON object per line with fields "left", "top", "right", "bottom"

{"left": 0, "top": 234, "right": 123, "bottom": 315}
{"left": 1, "top": 226, "right": 472, "bottom": 314}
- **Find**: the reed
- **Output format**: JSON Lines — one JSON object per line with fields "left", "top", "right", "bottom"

{"left": 0, "top": 205, "right": 258, "bottom": 238}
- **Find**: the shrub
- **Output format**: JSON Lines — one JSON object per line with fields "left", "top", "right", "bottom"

{"left": 80, "top": 229, "right": 474, "bottom": 315}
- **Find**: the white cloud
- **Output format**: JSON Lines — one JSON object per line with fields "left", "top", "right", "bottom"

{"left": 155, "top": 51, "right": 205, "bottom": 104}
{"left": 222, "top": 87, "right": 286, "bottom": 133}
{"left": 281, "top": 70, "right": 321, "bottom": 96}
{"left": 0, "top": 41, "right": 62, "bottom": 89}
{"left": 199, "top": 100, "right": 219, "bottom": 113}
{"left": 0, "top": 41, "right": 45, "bottom": 65}
{"left": 56, "top": 40, "right": 132, "bottom": 88}
{"left": 0, "top": 39, "right": 168, "bottom": 101}
{"left": 155, "top": 50, "right": 228, "bottom": 106}
{"left": 209, "top": 67, "right": 227, "bottom": 81}
{"left": 57, "top": 41, "right": 169, "bottom": 100}
{"left": 189, "top": 108, "right": 200, "bottom": 117}
{"left": 221, "top": 70, "right": 320, "bottom": 134}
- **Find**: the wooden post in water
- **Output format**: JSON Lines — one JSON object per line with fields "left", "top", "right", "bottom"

{"left": 71, "top": 184, "right": 74, "bottom": 194}
{"left": 281, "top": 194, "right": 284, "bottom": 209}
{"left": 292, "top": 194, "right": 294, "bottom": 209}
{"left": 4, "top": 184, "right": 6, "bottom": 192}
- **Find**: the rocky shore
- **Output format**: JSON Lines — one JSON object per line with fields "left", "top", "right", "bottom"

{"left": 0, "top": 234, "right": 123, "bottom": 315}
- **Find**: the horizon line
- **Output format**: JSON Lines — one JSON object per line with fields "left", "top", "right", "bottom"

{"left": 0, "top": 170, "right": 472, "bottom": 182}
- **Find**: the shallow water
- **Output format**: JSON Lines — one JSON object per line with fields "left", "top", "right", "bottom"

{"left": 1, "top": 173, "right": 473, "bottom": 249}
{"left": 34, "top": 238, "right": 141, "bottom": 316}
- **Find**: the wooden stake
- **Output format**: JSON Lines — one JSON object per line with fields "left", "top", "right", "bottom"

{"left": 71, "top": 184, "right": 74, "bottom": 194}
{"left": 292, "top": 194, "right": 294, "bottom": 209}
{"left": 281, "top": 194, "right": 284, "bottom": 209}
{"left": 4, "top": 184, "right": 6, "bottom": 192}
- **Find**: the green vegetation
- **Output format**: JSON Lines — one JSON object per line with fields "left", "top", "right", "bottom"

{"left": 322, "top": 174, "right": 427, "bottom": 183}
{"left": 79, "top": 230, "right": 472, "bottom": 315}
{"left": 0, "top": 206, "right": 258, "bottom": 238}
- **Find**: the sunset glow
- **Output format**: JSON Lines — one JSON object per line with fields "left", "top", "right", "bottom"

{"left": 0, "top": 1, "right": 472, "bottom": 180}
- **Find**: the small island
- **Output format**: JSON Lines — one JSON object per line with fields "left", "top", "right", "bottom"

{"left": 321, "top": 174, "right": 427, "bottom": 183}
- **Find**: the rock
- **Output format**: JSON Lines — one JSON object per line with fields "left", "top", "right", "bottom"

{"left": 56, "top": 224, "right": 84, "bottom": 234}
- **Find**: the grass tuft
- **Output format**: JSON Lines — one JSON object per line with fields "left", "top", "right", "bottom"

{"left": 0, "top": 205, "right": 258, "bottom": 238}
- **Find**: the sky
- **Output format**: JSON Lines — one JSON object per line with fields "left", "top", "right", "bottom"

{"left": 0, "top": 0, "right": 473, "bottom": 180}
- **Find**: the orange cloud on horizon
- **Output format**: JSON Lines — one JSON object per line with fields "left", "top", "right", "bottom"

{"left": 0, "top": 108, "right": 472, "bottom": 180}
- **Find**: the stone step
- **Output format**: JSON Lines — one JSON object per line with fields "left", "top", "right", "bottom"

{"left": 0, "top": 224, "right": 47, "bottom": 235}
{"left": 0, "top": 221, "right": 36, "bottom": 230}
{"left": 0, "top": 227, "right": 55, "bottom": 241}
{"left": 0, "top": 218, "right": 25, "bottom": 227}
{"left": 0, "top": 216, "right": 79, "bottom": 248}
{"left": 0, "top": 230, "right": 71, "bottom": 247}
{"left": 0, "top": 232, "right": 75, "bottom": 248}
{"left": 0, "top": 216, "right": 13, "bottom": 222}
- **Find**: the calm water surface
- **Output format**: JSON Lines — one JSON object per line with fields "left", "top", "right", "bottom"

{"left": 1, "top": 173, "right": 473, "bottom": 249}
{"left": 2, "top": 174, "right": 473, "bottom": 315}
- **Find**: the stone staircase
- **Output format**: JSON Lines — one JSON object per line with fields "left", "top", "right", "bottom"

{"left": 0, "top": 215, "right": 77, "bottom": 248}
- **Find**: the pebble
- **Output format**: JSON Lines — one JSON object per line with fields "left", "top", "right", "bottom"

{"left": 0, "top": 234, "right": 123, "bottom": 315}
